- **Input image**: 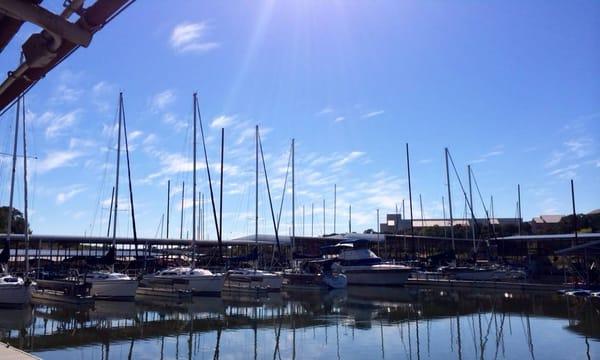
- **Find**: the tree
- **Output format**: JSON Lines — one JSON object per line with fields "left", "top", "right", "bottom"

{"left": 0, "top": 206, "right": 30, "bottom": 234}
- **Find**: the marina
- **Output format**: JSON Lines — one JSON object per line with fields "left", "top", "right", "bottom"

{"left": 0, "top": 0, "right": 598, "bottom": 359}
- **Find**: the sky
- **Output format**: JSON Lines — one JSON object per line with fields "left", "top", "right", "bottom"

{"left": 0, "top": 0, "right": 598, "bottom": 240}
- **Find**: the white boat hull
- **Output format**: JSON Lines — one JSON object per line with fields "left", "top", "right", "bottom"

{"left": 0, "top": 284, "right": 32, "bottom": 306}
{"left": 343, "top": 267, "right": 411, "bottom": 286}
{"left": 224, "top": 272, "right": 283, "bottom": 292}
{"left": 89, "top": 279, "right": 138, "bottom": 300}
{"left": 145, "top": 274, "right": 225, "bottom": 295}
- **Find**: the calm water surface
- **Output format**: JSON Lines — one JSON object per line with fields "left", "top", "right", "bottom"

{"left": 1, "top": 287, "right": 599, "bottom": 359}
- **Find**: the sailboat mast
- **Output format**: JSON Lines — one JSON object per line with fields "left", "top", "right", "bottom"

{"left": 468, "top": 165, "right": 475, "bottom": 252}
{"left": 445, "top": 148, "right": 455, "bottom": 251}
{"left": 255, "top": 125, "right": 259, "bottom": 251}
{"left": 5, "top": 95, "right": 20, "bottom": 274}
{"left": 333, "top": 184, "right": 336, "bottom": 233}
{"left": 349, "top": 205, "right": 352, "bottom": 233}
{"left": 166, "top": 180, "right": 170, "bottom": 239}
{"left": 21, "top": 96, "right": 30, "bottom": 274}
{"left": 192, "top": 93, "right": 198, "bottom": 268}
{"left": 180, "top": 181, "right": 185, "bottom": 240}
{"left": 219, "top": 128, "right": 224, "bottom": 249}
{"left": 291, "top": 138, "right": 295, "bottom": 251}
{"left": 406, "top": 143, "right": 414, "bottom": 238}
{"left": 112, "top": 93, "right": 123, "bottom": 243}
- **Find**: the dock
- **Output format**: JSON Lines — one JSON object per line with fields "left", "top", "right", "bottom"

{"left": 0, "top": 343, "right": 39, "bottom": 360}
{"left": 406, "top": 278, "right": 563, "bottom": 292}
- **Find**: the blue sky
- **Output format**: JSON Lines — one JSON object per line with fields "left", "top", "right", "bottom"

{"left": 0, "top": 1, "right": 598, "bottom": 239}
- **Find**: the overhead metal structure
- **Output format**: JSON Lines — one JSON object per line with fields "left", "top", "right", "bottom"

{"left": 0, "top": 0, "right": 135, "bottom": 113}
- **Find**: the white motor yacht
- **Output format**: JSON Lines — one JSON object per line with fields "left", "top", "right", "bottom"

{"left": 325, "top": 241, "right": 413, "bottom": 286}
{"left": 143, "top": 267, "right": 224, "bottom": 295}
{"left": 83, "top": 272, "right": 138, "bottom": 300}
{"left": 0, "top": 274, "right": 32, "bottom": 307}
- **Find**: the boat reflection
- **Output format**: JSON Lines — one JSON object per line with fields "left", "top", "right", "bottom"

{"left": 0, "top": 286, "right": 597, "bottom": 359}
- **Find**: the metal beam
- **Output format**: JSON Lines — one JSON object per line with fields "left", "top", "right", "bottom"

{"left": 0, "top": 0, "right": 92, "bottom": 47}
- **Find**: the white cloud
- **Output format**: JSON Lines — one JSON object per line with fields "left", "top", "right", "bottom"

{"left": 210, "top": 115, "right": 236, "bottom": 129}
{"left": 548, "top": 164, "right": 579, "bottom": 179}
{"left": 151, "top": 90, "right": 175, "bottom": 111}
{"left": 170, "top": 22, "right": 219, "bottom": 53}
{"left": 37, "top": 150, "right": 82, "bottom": 173}
{"left": 129, "top": 130, "right": 143, "bottom": 141}
{"left": 316, "top": 106, "right": 334, "bottom": 116}
{"left": 332, "top": 151, "right": 365, "bottom": 168}
{"left": 56, "top": 185, "right": 86, "bottom": 204}
{"left": 362, "top": 110, "right": 384, "bottom": 119}
{"left": 334, "top": 116, "right": 345, "bottom": 123}
{"left": 45, "top": 110, "right": 80, "bottom": 138}
{"left": 162, "top": 112, "right": 187, "bottom": 131}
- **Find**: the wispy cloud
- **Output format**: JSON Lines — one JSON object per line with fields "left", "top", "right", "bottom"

{"left": 56, "top": 185, "right": 86, "bottom": 204}
{"left": 170, "top": 22, "right": 219, "bottom": 53}
{"left": 162, "top": 112, "right": 187, "bottom": 131}
{"left": 362, "top": 110, "right": 384, "bottom": 119}
{"left": 37, "top": 150, "right": 82, "bottom": 173}
{"left": 332, "top": 151, "right": 365, "bottom": 168}
{"left": 210, "top": 115, "right": 236, "bottom": 128}
{"left": 334, "top": 116, "right": 345, "bottom": 123}
{"left": 151, "top": 90, "right": 175, "bottom": 111}
{"left": 45, "top": 110, "right": 80, "bottom": 138}
{"left": 548, "top": 164, "right": 580, "bottom": 179}
{"left": 316, "top": 106, "right": 334, "bottom": 116}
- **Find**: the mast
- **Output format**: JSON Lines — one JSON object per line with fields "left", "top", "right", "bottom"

{"left": 311, "top": 203, "right": 314, "bottom": 237}
{"left": 333, "top": 184, "right": 337, "bottom": 233}
{"left": 192, "top": 93, "right": 198, "bottom": 268}
{"left": 106, "top": 186, "right": 115, "bottom": 237}
{"left": 121, "top": 93, "right": 138, "bottom": 257}
{"left": 21, "top": 96, "right": 29, "bottom": 274}
{"left": 442, "top": 196, "right": 447, "bottom": 238}
{"left": 255, "top": 125, "right": 259, "bottom": 259}
{"left": 349, "top": 205, "right": 352, "bottom": 233}
{"left": 517, "top": 184, "right": 522, "bottom": 235}
{"left": 322, "top": 199, "right": 326, "bottom": 236}
{"left": 219, "top": 128, "right": 224, "bottom": 250}
{"left": 445, "top": 148, "right": 455, "bottom": 251}
{"left": 166, "top": 180, "right": 170, "bottom": 239}
{"left": 406, "top": 143, "right": 414, "bottom": 238}
{"left": 291, "top": 138, "right": 295, "bottom": 250}
{"left": 468, "top": 165, "right": 475, "bottom": 251}
{"left": 571, "top": 179, "right": 577, "bottom": 246}
{"left": 180, "top": 181, "right": 185, "bottom": 240}
{"left": 5, "top": 94, "right": 20, "bottom": 274}
{"left": 112, "top": 94, "right": 123, "bottom": 243}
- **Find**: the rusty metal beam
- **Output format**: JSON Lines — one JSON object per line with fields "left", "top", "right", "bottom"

{"left": 0, "top": 0, "right": 133, "bottom": 113}
{"left": 0, "top": 0, "right": 92, "bottom": 47}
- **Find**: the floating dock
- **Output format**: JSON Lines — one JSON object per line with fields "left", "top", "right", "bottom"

{"left": 136, "top": 286, "right": 192, "bottom": 300}
{"left": 406, "top": 278, "right": 563, "bottom": 292}
{"left": 0, "top": 343, "right": 39, "bottom": 360}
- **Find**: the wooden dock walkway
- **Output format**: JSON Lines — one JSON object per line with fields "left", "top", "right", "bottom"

{"left": 0, "top": 343, "right": 39, "bottom": 360}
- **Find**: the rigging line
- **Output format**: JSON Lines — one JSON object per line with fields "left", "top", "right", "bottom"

{"left": 470, "top": 168, "right": 498, "bottom": 241}
{"left": 121, "top": 93, "right": 138, "bottom": 256}
{"left": 258, "top": 129, "right": 281, "bottom": 255}
{"left": 276, "top": 142, "right": 292, "bottom": 232}
{"left": 447, "top": 151, "right": 483, "bottom": 241}
{"left": 195, "top": 98, "right": 222, "bottom": 259}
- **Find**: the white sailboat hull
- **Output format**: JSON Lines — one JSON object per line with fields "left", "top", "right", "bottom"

{"left": 0, "top": 284, "right": 32, "bottom": 306}
{"left": 89, "top": 279, "right": 138, "bottom": 300}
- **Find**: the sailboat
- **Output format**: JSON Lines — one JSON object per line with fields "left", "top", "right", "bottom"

{"left": 142, "top": 93, "right": 224, "bottom": 295}
{"left": 83, "top": 93, "right": 137, "bottom": 300}
{"left": 0, "top": 94, "right": 32, "bottom": 307}
{"left": 224, "top": 126, "right": 283, "bottom": 292}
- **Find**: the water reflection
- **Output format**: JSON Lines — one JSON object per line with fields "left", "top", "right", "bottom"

{"left": 1, "top": 287, "right": 599, "bottom": 359}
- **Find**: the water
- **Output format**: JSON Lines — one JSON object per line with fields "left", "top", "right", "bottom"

{"left": 1, "top": 287, "right": 599, "bottom": 359}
